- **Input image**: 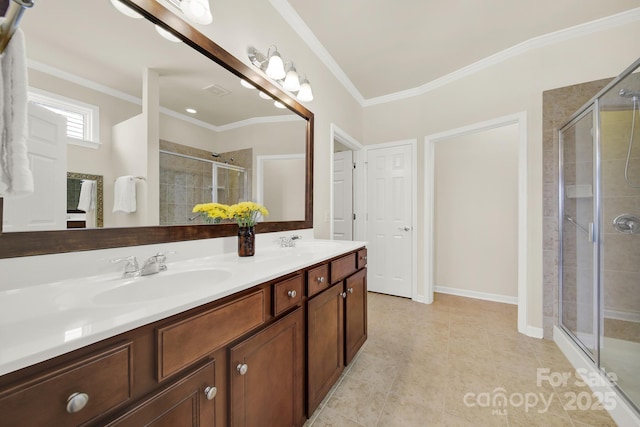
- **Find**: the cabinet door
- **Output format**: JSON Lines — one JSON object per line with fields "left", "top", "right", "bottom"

{"left": 105, "top": 361, "right": 216, "bottom": 427}
{"left": 345, "top": 268, "right": 368, "bottom": 365}
{"left": 307, "top": 283, "right": 344, "bottom": 415}
{"left": 230, "top": 308, "right": 304, "bottom": 427}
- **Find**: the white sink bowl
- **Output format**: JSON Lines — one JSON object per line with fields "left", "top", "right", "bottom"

{"left": 93, "top": 268, "right": 233, "bottom": 305}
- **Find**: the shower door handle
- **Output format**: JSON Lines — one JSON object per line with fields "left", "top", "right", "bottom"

{"left": 588, "top": 222, "right": 595, "bottom": 243}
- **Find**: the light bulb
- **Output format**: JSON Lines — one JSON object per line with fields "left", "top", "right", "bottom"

{"left": 181, "top": 0, "right": 213, "bottom": 25}
{"left": 297, "top": 79, "right": 313, "bottom": 102}
{"left": 240, "top": 79, "right": 256, "bottom": 89}
{"left": 265, "top": 51, "right": 285, "bottom": 80}
{"left": 259, "top": 91, "right": 272, "bottom": 100}
{"left": 283, "top": 68, "right": 300, "bottom": 92}
{"left": 110, "top": 0, "right": 143, "bottom": 19}
{"left": 274, "top": 101, "right": 286, "bottom": 109}
{"left": 155, "top": 25, "right": 181, "bottom": 43}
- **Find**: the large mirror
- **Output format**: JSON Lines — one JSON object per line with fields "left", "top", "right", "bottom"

{"left": 0, "top": 0, "right": 313, "bottom": 257}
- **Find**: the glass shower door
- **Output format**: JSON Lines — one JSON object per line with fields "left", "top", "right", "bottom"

{"left": 560, "top": 108, "right": 597, "bottom": 357}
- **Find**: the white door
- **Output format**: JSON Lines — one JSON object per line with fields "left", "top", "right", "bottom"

{"left": 366, "top": 142, "right": 413, "bottom": 298}
{"left": 333, "top": 150, "right": 353, "bottom": 240}
{"left": 3, "top": 103, "right": 67, "bottom": 232}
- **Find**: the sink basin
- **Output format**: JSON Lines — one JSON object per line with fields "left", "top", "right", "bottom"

{"left": 93, "top": 268, "right": 232, "bottom": 305}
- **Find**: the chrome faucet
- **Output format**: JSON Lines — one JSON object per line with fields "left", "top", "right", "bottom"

{"left": 140, "top": 252, "right": 168, "bottom": 276}
{"left": 111, "top": 252, "right": 168, "bottom": 278}
{"left": 111, "top": 255, "right": 140, "bottom": 278}
{"left": 278, "top": 235, "right": 302, "bottom": 247}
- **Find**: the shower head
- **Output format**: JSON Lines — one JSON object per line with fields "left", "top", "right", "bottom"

{"left": 618, "top": 89, "right": 640, "bottom": 98}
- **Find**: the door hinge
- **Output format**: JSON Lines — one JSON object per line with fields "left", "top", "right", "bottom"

{"left": 352, "top": 213, "right": 356, "bottom": 220}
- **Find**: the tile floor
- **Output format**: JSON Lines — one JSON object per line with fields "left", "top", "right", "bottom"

{"left": 304, "top": 292, "right": 618, "bottom": 427}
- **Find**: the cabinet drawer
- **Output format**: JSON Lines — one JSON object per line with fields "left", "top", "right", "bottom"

{"left": 307, "top": 264, "right": 329, "bottom": 297}
{"left": 273, "top": 274, "right": 303, "bottom": 316}
{"left": 0, "top": 342, "right": 133, "bottom": 427}
{"left": 357, "top": 248, "right": 368, "bottom": 270}
{"left": 157, "top": 289, "right": 266, "bottom": 381}
{"left": 330, "top": 253, "right": 356, "bottom": 284}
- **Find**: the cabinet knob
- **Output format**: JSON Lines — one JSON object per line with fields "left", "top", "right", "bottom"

{"left": 237, "top": 363, "right": 249, "bottom": 375}
{"left": 360, "top": 256, "right": 367, "bottom": 261}
{"left": 66, "top": 392, "right": 89, "bottom": 414}
{"left": 348, "top": 287, "right": 354, "bottom": 294}
{"left": 204, "top": 386, "right": 217, "bottom": 400}
{"left": 341, "top": 292, "right": 347, "bottom": 299}
{"left": 316, "top": 276, "right": 325, "bottom": 283}
{"left": 287, "top": 290, "right": 297, "bottom": 298}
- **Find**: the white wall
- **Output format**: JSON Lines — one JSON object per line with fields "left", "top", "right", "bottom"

{"left": 434, "top": 124, "right": 518, "bottom": 300}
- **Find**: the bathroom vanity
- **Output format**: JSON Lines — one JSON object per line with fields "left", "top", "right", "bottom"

{"left": 0, "top": 240, "right": 367, "bottom": 427}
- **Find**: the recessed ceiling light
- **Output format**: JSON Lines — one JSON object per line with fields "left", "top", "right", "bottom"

{"left": 186, "top": 108, "right": 197, "bottom": 114}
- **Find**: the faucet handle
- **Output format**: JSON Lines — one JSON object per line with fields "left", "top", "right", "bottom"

{"left": 111, "top": 256, "right": 139, "bottom": 276}
{"left": 154, "top": 252, "right": 169, "bottom": 271}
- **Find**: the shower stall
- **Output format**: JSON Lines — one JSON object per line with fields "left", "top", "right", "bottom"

{"left": 559, "top": 58, "right": 640, "bottom": 414}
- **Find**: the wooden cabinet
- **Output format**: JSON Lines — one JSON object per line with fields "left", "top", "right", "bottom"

{"left": 229, "top": 308, "right": 305, "bottom": 427}
{"left": 104, "top": 361, "right": 217, "bottom": 427}
{"left": 0, "top": 342, "right": 133, "bottom": 427}
{"left": 307, "top": 251, "right": 368, "bottom": 414}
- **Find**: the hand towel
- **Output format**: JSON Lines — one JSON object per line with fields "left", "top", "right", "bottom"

{"left": 0, "top": 28, "right": 33, "bottom": 197}
{"left": 77, "top": 179, "right": 95, "bottom": 212}
{"left": 113, "top": 175, "right": 137, "bottom": 213}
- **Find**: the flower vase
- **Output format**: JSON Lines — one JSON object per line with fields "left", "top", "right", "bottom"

{"left": 237, "top": 226, "right": 255, "bottom": 257}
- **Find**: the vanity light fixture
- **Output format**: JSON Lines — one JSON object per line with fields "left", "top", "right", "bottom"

{"left": 282, "top": 63, "right": 300, "bottom": 92}
{"left": 155, "top": 25, "right": 182, "bottom": 43}
{"left": 180, "top": 0, "right": 213, "bottom": 25}
{"left": 110, "top": 0, "right": 143, "bottom": 19}
{"left": 258, "top": 91, "right": 272, "bottom": 100}
{"left": 246, "top": 46, "right": 314, "bottom": 102}
{"left": 240, "top": 79, "right": 256, "bottom": 89}
{"left": 274, "top": 100, "right": 286, "bottom": 109}
{"left": 297, "top": 77, "right": 313, "bottom": 102}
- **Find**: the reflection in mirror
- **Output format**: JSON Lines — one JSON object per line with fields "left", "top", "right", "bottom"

{"left": 4, "top": 0, "right": 307, "bottom": 233}
{"left": 67, "top": 172, "right": 104, "bottom": 229}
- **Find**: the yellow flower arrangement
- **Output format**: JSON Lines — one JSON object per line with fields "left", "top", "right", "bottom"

{"left": 192, "top": 201, "right": 268, "bottom": 227}
{"left": 227, "top": 201, "right": 269, "bottom": 227}
{"left": 192, "top": 202, "right": 230, "bottom": 223}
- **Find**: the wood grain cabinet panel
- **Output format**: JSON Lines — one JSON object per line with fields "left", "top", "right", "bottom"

{"left": 273, "top": 274, "right": 303, "bottom": 316}
{"left": 357, "top": 248, "right": 368, "bottom": 270}
{"left": 104, "top": 361, "right": 217, "bottom": 427}
{"left": 157, "top": 289, "right": 265, "bottom": 381}
{"left": 344, "top": 268, "right": 368, "bottom": 365}
{"left": 229, "top": 308, "right": 304, "bottom": 427}
{"left": 0, "top": 342, "right": 133, "bottom": 427}
{"left": 306, "top": 264, "right": 329, "bottom": 297}
{"left": 330, "top": 253, "right": 356, "bottom": 284}
{"left": 307, "top": 283, "right": 344, "bottom": 415}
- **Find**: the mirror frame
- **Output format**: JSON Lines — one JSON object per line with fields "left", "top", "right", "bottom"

{"left": 0, "top": 0, "right": 314, "bottom": 258}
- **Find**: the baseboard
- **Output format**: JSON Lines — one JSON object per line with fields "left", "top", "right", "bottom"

{"left": 434, "top": 285, "right": 518, "bottom": 305}
{"left": 526, "top": 326, "right": 544, "bottom": 339}
{"left": 554, "top": 326, "right": 640, "bottom": 427}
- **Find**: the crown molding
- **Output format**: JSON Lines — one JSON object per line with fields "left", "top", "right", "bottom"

{"left": 269, "top": 3, "right": 640, "bottom": 107}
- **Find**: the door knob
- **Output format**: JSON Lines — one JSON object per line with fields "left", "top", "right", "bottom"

{"left": 237, "top": 363, "right": 248, "bottom": 375}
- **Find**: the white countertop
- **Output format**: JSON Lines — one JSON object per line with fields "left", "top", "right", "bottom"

{"left": 0, "top": 238, "right": 365, "bottom": 376}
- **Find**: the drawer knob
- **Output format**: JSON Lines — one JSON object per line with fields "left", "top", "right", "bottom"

{"left": 316, "top": 276, "right": 325, "bottom": 283}
{"left": 237, "top": 363, "right": 249, "bottom": 375}
{"left": 66, "top": 392, "right": 89, "bottom": 414}
{"left": 287, "top": 290, "right": 297, "bottom": 298}
{"left": 361, "top": 256, "right": 367, "bottom": 261}
{"left": 204, "top": 386, "right": 217, "bottom": 401}
{"left": 348, "top": 287, "right": 354, "bottom": 294}
{"left": 341, "top": 292, "right": 347, "bottom": 299}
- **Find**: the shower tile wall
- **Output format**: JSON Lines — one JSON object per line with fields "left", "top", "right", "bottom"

{"left": 601, "top": 109, "right": 640, "bottom": 343}
{"left": 542, "top": 78, "right": 611, "bottom": 339}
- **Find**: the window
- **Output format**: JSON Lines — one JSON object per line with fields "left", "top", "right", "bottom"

{"left": 28, "top": 88, "right": 101, "bottom": 149}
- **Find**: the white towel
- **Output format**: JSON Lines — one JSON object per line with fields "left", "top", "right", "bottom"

{"left": 77, "top": 179, "right": 95, "bottom": 212}
{"left": 0, "top": 28, "right": 33, "bottom": 197}
{"left": 113, "top": 175, "right": 137, "bottom": 213}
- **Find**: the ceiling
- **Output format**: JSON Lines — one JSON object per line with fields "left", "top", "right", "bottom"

{"left": 17, "top": 0, "right": 640, "bottom": 121}
{"left": 283, "top": 0, "right": 640, "bottom": 101}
